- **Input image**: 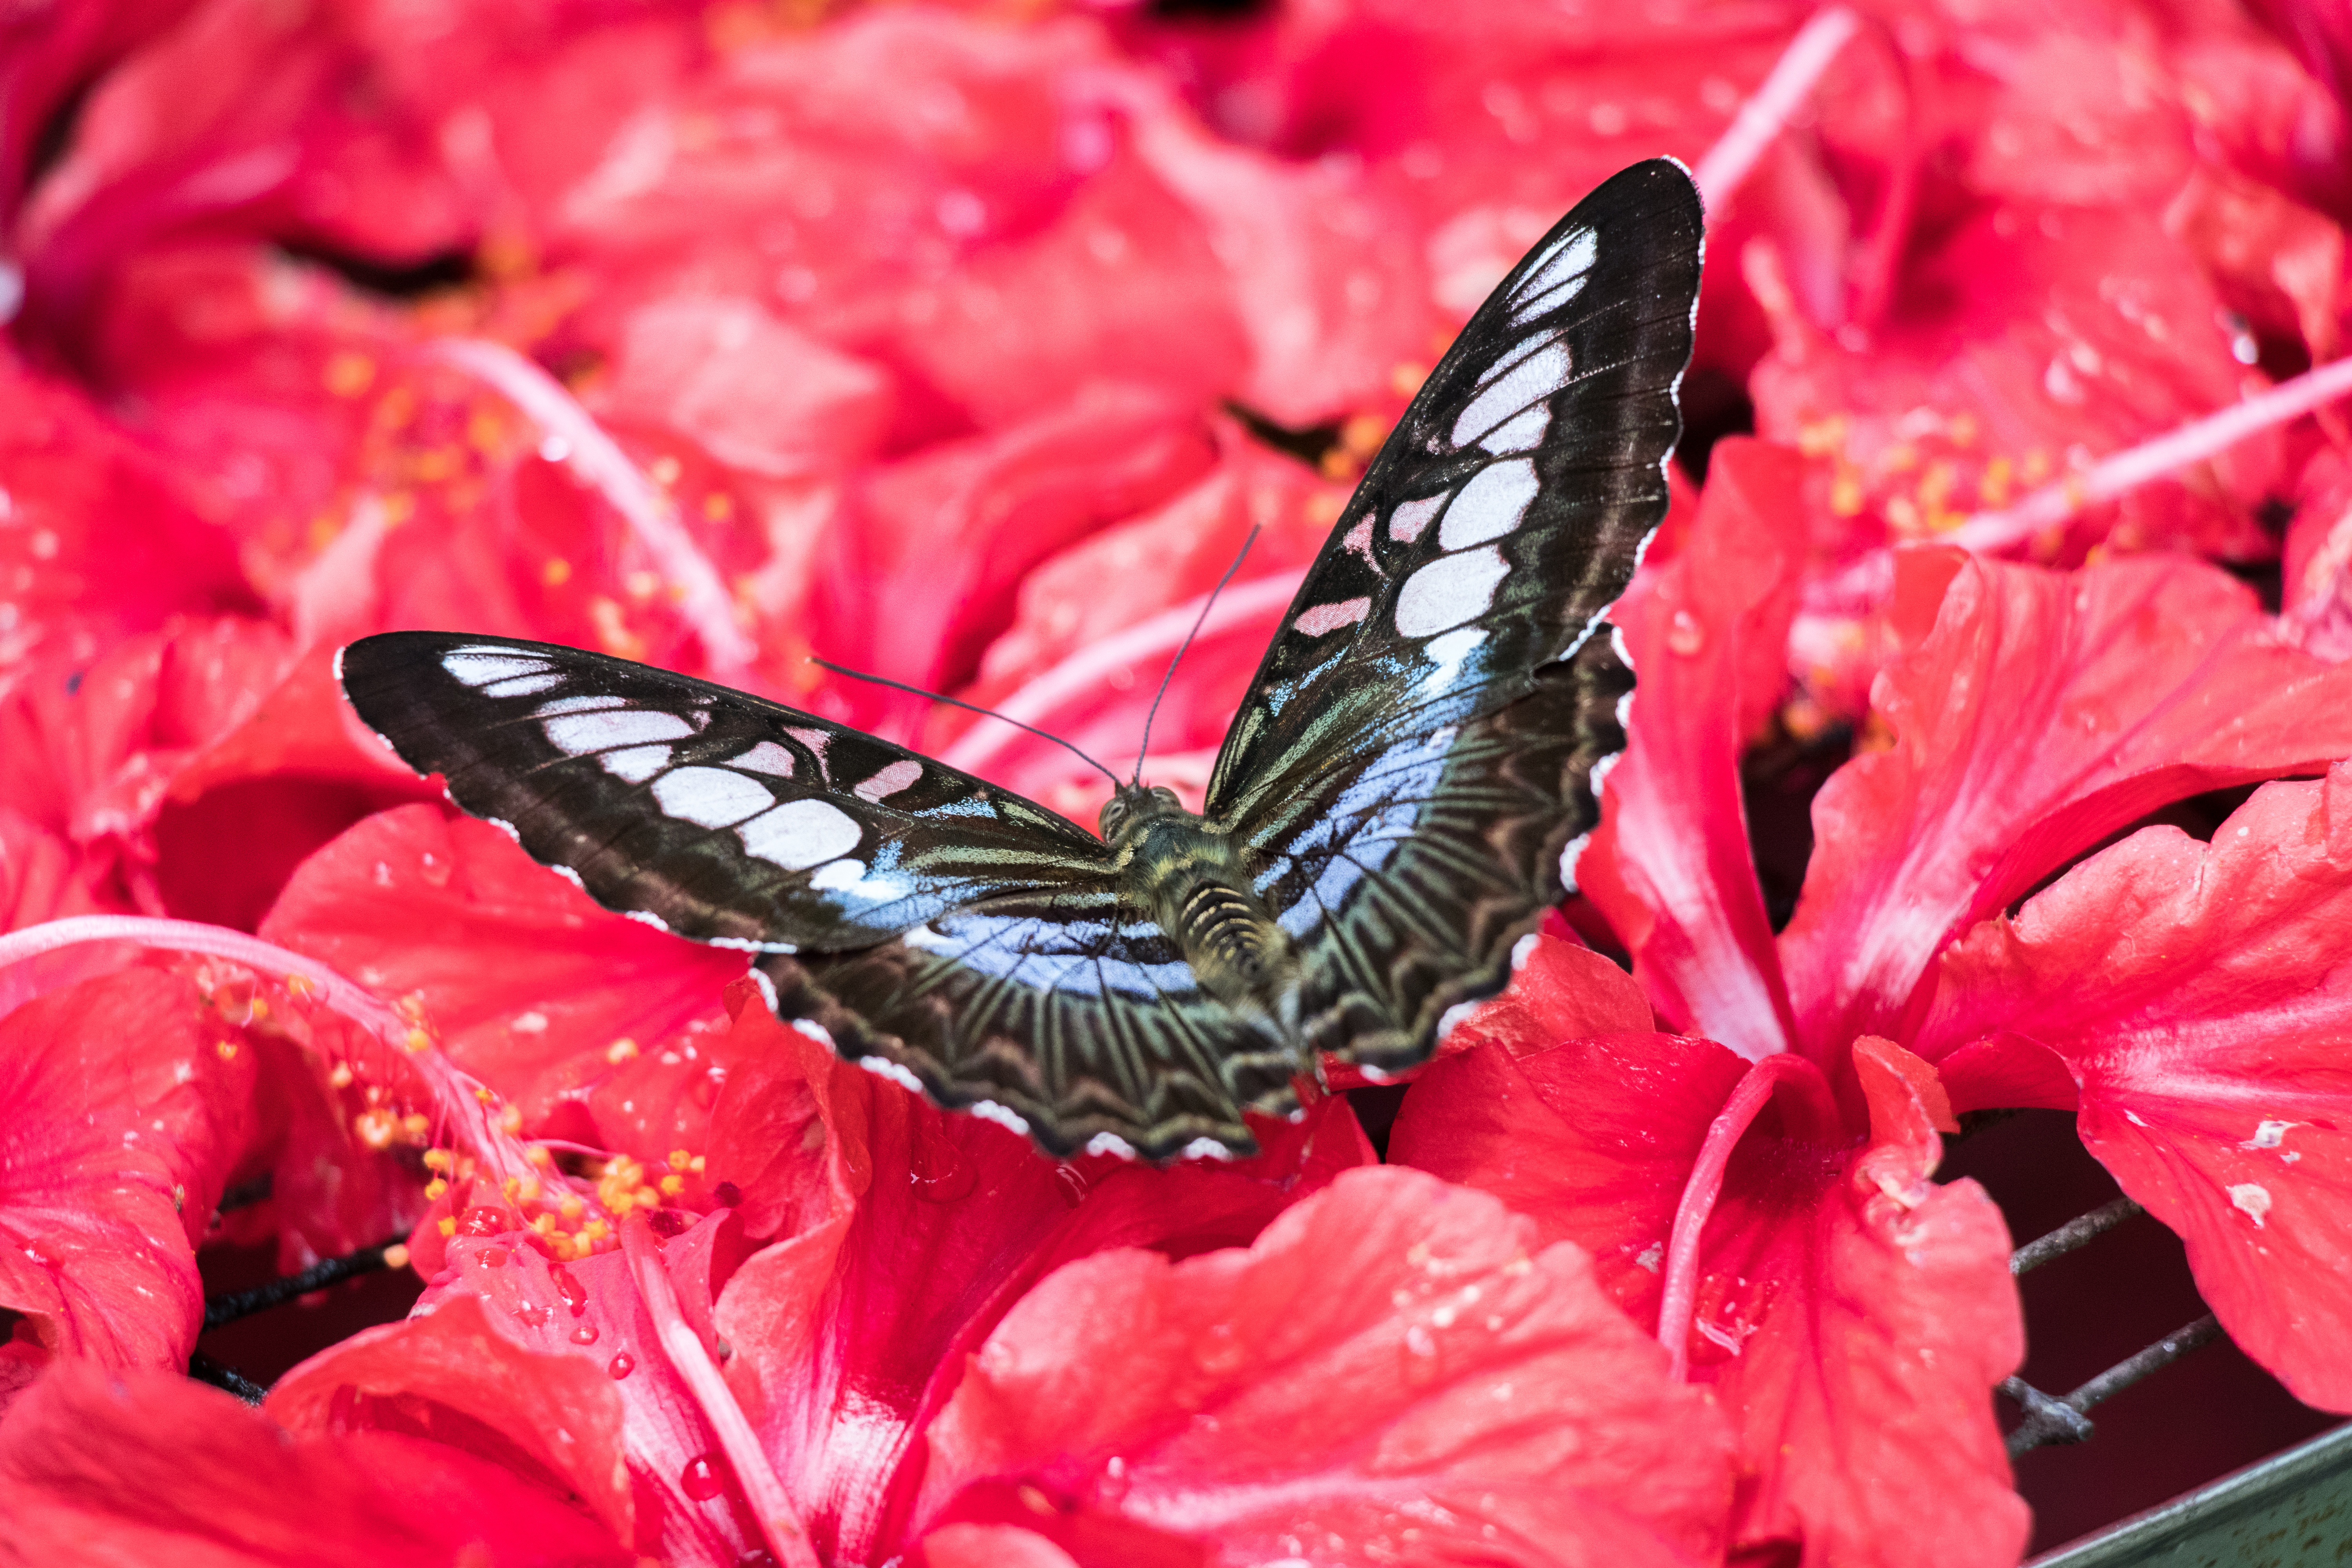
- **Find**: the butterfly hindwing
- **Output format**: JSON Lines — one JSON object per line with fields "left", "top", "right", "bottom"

{"left": 338, "top": 632, "right": 1114, "bottom": 951}
{"left": 1213, "top": 158, "right": 1702, "bottom": 1067}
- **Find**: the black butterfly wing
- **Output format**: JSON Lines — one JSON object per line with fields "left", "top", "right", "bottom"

{"left": 338, "top": 631, "right": 1115, "bottom": 951}
{"left": 760, "top": 897, "right": 1296, "bottom": 1160}
{"left": 1209, "top": 158, "right": 1704, "bottom": 1072}
{"left": 339, "top": 631, "right": 1281, "bottom": 1156}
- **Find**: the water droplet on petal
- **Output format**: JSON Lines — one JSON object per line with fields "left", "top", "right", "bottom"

{"left": 479, "top": 1246, "right": 509, "bottom": 1268}
{"left": 607, "top": 1352, "right": 635, "bottom": 1379}
{"left": 550, "top": 1263, "right": 589, "bottom": 1314}
{"left": 1666, "top": 608, "right": 1706, "bottom": 657}
{"left": 681, "top": 1454, "right": 727, "bottom": 1501}
{"left": 511, "top": 1301, "right": 551, "bottom": 1328}
{"left": 570, "top": 1324, "right": 598, "bottom": 1345}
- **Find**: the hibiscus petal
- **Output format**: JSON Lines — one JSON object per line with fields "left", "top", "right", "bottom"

{"left": 1695, "top": 1038, "right": 2026, "bottom": 1567}
{"left": 0, "top": 967, "right": 252, "bottom": 1392}
{"left": 1918, "top": 764, "right": 2352, "bottom": 1411}
{"left": 1388, "top": 1032, "right": 1748, "bottom": 1321}
{"left": 0, "top": 1361, "right": 632, "bottom": 1565}
{"left": 1581, "top": 437, "right": 1808, "bottom": 1057}
{"left": 916, "top": 1165, "right": 1736, "bottom": 1567}
{"left": 259, "top": 804, "right": 747, "bottom": 1157}
{"left": 1782, "top": 550, "right": 2352, "bottom": 1054}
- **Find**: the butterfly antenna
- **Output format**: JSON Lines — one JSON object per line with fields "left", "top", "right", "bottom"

{"left": 1132, "top": 525, "right": 1261, "bottom": 786}
{"left": 808, "top": 658, "right": 1121, "bottom": 786}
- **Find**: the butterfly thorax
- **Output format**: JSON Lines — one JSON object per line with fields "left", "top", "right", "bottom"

{"left": 1102, "top": 783, "right": 1299, "bottom": 1029}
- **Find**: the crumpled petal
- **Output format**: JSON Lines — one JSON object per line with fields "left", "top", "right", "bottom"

{"left": 916, "top": 1165, "right": 1736, "bottom": 1568}
{"left": 0, "top": 1361, "right": 633, "bottom": 1566}
{"left": 1781, "top": 550, "right": 2352, "bottom": 1057}
{"left": 704, "top": 999, "right": 1371, "bottom": 1565}
{"left": 1918, "top": 763, "right": 2352, "bottom": 1412}
{"left": 0, "top": 967, "right": 253, "bottom": 1394}
{"left": 259, "top": 804, "right": 748, "bottom": 1159}
{"left": 1580, "top": 437, "right": 1808, "bottom": 1057}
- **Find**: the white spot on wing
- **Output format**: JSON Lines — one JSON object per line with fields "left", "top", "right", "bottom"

{"left": 443, "top": 650, "right": 548, "bottom": 687}
{"left": 748, "top": 968, "right": 779, "bottom": 1011}
{"left": 543, "top": 708, "right": 695, "bottom": 755}
{"left": 1395, "top": 547, "right": 1509, "bottom": 637}
{"left": 1295, "top": 597, "right": 1372, "bottom": 637}
{"left": 1451, "top": 341, "right": 1568, "bottom": 450}
{"left": 625, "top": 909, "right": 670, "bottom": 932}
{"left": 1511, "top": 227, "right": 1597, "bottom": 322}
{"left": 808, "top": 858, "right": 867, "bottom": 891}
{"left": 739, "top": 798, "right": 862, "bottom": 871}
{"left": 1560, "top": 830, "right": 1592, "bottom": 889}
{"left": 1180, "top": 1137, "right": 1236, "bottom": 1161}
{"left": 1416, "top": 627, "right": 1486, "bottom": 701}
{"left": 1439, "top": 459, "right": 1539, "bottom": 549}
{"left": 1390, "top": 494, "right": 1444, "bottom": 543}
{"left": 1436, "top": 999, "right": 1479, "bottom": 1041}
{"left": 732, "top": 741, "right": 796, "bottom": 778}
{"left": 854, "top": 760, "right": 923, "bottom": 802}
{"left": 1084, "top": 1132, "right": 1138, "bottom": 1160}
{"left": 650, "top": 766, "right": 774, "bottom": 828}
{"left": 600, "top": 744, "right": 671, "bottom": 783}
{"left": 483, "top": 671, "right": 567, "bottom": 699}
{"left": 2229, "top": 1183, "right": 2272, "bottom": 1227}
{"left": 1510, "top": 932, "right": 1541, "bottom": 970}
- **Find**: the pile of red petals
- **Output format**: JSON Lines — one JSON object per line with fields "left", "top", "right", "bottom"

{"left": 4, "top": 2, "right": 2352, "bottom": 1564}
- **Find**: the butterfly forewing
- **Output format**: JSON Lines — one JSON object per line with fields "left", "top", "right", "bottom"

{"left": 1212, "top": 158, "right": 1702, "bottom": 1065}
{"left": 339, "top": 632, "right": 1113, "bottom": 951}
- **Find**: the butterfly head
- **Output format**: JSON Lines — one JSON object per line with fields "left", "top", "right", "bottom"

{"left": 1098, "top": 781, "right": 1186, "bottom": 845}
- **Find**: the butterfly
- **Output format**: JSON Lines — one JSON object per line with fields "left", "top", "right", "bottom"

{"left": 339, "top": 158, "right": 1705, "bottom": 1161}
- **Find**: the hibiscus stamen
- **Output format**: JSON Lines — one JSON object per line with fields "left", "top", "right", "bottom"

{"left": 427, "top": 337, "right": 760, "bottom": 678}
{"left": 935, "top": 568, "right": 1305, "bottom": 779}
{"left": 0, "top": 916, "right": 554, "bottom": 1198}
{"left": 618, "top": 1216, "right": 817, "bottom": 1568}
{"left": 1951, "top": 354, "right": 2352, "bottom": 555}
{"left": 1691, "top": 7, "right": 1862, "bottom": 212}
{"left": 1656, "top": 1052, "right": 1841, "bottom": 1381}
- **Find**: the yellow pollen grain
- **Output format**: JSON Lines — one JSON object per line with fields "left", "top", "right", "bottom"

{"left": 660, "top": 1174, "right": 685, "bottom": 1196}
{"left": 688, "top": 1156, "right": 706, "bottom": 1174}
{"left": 354, "top": 1109, "right": 397, "bottom": 1149}
{"left": 1828, "top": 472, "right": 1865, "bottom": 517}
{"left": 582, "top": 1218, "right": 610, "bottom": 1241}
{"left": 549, "top": 1234, "right": 577, "bottom": 1260}
{"left": 532, "top": 1213, "right": 557, "bottom": 1235}
{"left": 467, "top": 409, "right": 506, "bottom": 452}
{"left": 379, "top": 492, "right": 417, "bottom": 528}
{"left": 527, "top": 1145, "right": 552, "bottom": 1166}
{"left": 542, "top": 556, "right": 573, "bottom": 587}
{"left": 560, "top": 1194, "right": 586, "bottom": 1220}
{"left": 703, "top": 492, "right": 734, "bottom": 522}
{"left": 382, "top": 1243, "right": 410, "bottom": 1270}
{"left": 215, "top": 1040, "right": 238, "bottom": 1061}
{"left": 634, "top": 1185, "right": 659, "bottom": 1207}
{"left": 405, "top": 1028, "right": 433, "bottom": 1054}
{"left": 607, "top": 1038, "right": 641, "bottom": 1064}
{"left": 248, "top": 998, "right": 270, "bottom": 1022}
{"left": 500, "top": 1105, "right": 524, "bottom": 1135}
{"left": 401, "top": 1113, "right": 430, "bottom": 1139}
{"left": 323, "top": 352, "right": 377, "bottom": 398}
{"left": 425, "top": 1178, "right": 449, "bottom": 1200}
{"left": 503, "top": 1176, "right": 521, "bottom": 1201}
{"left": 667, "top": 1149, "right": 691, "bottom": 1172}
{"left": 474, "top": 1087, "right": 495, "bottom": 1104}
{"left": 329, "top": 1062, "right": 355, "bottom": 1089}
{"left": 423, "top": 1148, "right": 454, "bottom": 1172}
{"left": 285, "top": 973, "right": 317, "bottom": 999}
{"left": 439, "top": 1216, "right": 459, "bottom": 1237}
{"left": 518, "top": 1177, "right": 541, "bottom": 1202}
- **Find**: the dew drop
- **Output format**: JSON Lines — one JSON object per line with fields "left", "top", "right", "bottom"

{"left": 681, "top": 1454, "right": 727, "bottom": 1501}
{"left": 607, "top": 1352, "right": 635, "bottom": 1380}
{"left": 570, "top": 1324, "right": 599, "bottom": 1345}
{"left": 551, "top": 1263, "right": 588, "bottom": 1315}
{"left": 480, "top": 1246, "right": 510, "bottom": 1268}
{"left": 511, "top": 1301, "right": 551, "bottom": 1328}
{"left": 1665, "top": 608, "right": 1706, "bottom": 657}
{"left": 459, "top": 1206, "right": 510, "bottom": 1237}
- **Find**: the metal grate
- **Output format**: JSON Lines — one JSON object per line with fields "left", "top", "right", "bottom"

{"left": 1998, "top": 1198, "right": 2223, "bottom": 1457}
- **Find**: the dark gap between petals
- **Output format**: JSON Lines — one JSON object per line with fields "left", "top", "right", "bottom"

{"left": 1346, "top": 1082, "right": 1412, "bottom": 1159}
{"left": 202, "top": 1239, "right": 405, "bottom": 1330}
{"left": 270, "top": 240, "right": 475, "bottom": 300}
{"left": 23, "top": 76, "right": 94, "bottom": 191}
{"left": 1674, "top": 365, "right": 1755, "bottom": 485}
{"left": 215, "top": 1173, "right": 274, "bottom": 1214}
{"left": 1741, "top": 713, "right": 1855, "bottom": 932}
{"left": 2002, "top": 781, "right": 2274, "bottom": 918}
{"left": 1221, "top": 399, "right": 1343, "bottom": 466}
{"left": 1147, "top": 0, "right": 1273, "bottom": 21}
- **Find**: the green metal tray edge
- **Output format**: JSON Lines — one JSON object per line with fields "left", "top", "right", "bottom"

{"left": 2027, "top": 1421, "right": 2352, "bottom": 1568}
